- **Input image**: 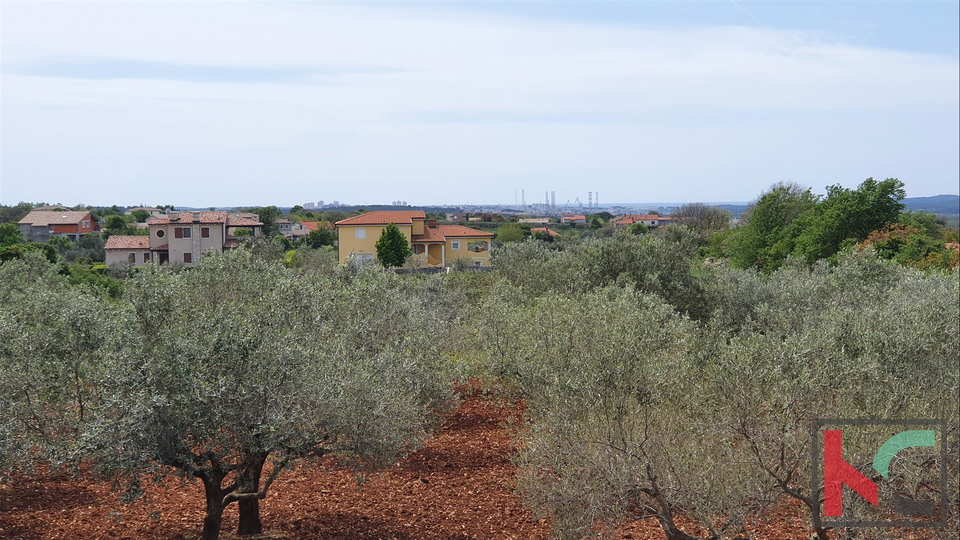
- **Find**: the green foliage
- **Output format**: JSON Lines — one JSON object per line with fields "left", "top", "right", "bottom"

{"left": 302, "top": 227, "right": 336, "bottom": 249}
{"left": 1, "top": 242, "right": 58, "bottom": 264}
{"left": 375, "top": 223, "right": 412, "bottom": 268}
{"left": 82, "top": 251, "right": 453, "bottom": 539}
{"left": 628, "top": 222, "right": 648, "bottom": 235}
{"left": 495, "top": 222, "right": 528, "bottom": 243}
{"left": 58, "top": 262, "right": 124, "bottom": 298}
{"left": 0, "top": 223, "right": 24, "bottom": 247}
{"left": 727, "top": 178, "right": 906, "bottom": 271}
{"left": 130, "top": 209, "right": 151, "bottom": 223}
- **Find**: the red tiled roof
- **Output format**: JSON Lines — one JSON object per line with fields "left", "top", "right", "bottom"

{"left": 226, "top": 216, "right": 263, "bottom": 227}
{"left": 223, "top": 239, "right": 243, "bottom": 249}
{"left": 336, "top": 211, "right": 426, "bottom": 226}
{"left": 301, "top": 221, "right": 319, "bottom": 231}
{"left": 412, "top": 225, "right": 493, "bottom": 243}
{"left": 531, "top": 227, "right": 560, "bottom": 237}
{"left": 436, "top": 225, "right": 494, "bottom": 238}
{"left": 561, "top": 215, "right": 586, "bottom": 221}
{"left": 104, "top": 236, "right": 151, "bottom": 250}
{"left": 148, "top": 212, "right": 228, "bottom": 225}
{"left": 153, "top": 244, "right": 169, "bottom": 251}
{"left": 19, "top": 211, "right": 92, "bottom": 226}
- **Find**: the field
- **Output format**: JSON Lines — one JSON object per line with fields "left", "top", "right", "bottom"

{"left": 0, "top": 386, "right": 819, "bottom": 540}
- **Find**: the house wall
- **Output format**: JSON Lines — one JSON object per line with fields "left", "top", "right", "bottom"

{"left": 445, "top": 237, "right": 491, "bottom": 267}
{"left": 337, "top": 224, "right": 413, "bottom": 263}
{"left": 106, "top": 249, "right": 152, "bottom": 268}
{"left": 150, "top": 222, "right": 225, "bottom": 265}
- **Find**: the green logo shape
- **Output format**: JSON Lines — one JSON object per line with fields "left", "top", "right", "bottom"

{"left": 873, "top": 430, "right": 935, "bottom": 478}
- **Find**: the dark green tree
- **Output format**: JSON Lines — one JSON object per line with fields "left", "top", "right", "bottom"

{"left": 0, "top": 223, "right": 23, "bottom": 247}
{"left": 303, "top": 228, "right": 336, "bottom": 249}
{"left": 628, "top": 222, "right": 649, "bottom": 235}
{"left": 496, "top": 222, "right": 528, "bottom": 243}
{"left": 130, "top": 209, "right": 151, "bottom": 223}
{"left": 375, "top": 223, "right": 412, "bottom": 267}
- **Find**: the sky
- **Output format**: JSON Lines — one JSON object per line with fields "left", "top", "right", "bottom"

{"left": 1, "top": 0, "right": 958, "bottom": 208}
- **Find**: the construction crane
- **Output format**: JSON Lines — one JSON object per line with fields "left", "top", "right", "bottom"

{"left": 574, "top": 197, "right": 583, "bottom": 210}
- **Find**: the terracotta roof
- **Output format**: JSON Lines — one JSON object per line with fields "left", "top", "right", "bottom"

{"left": 301, "top": 221, "right": 319, "bottom": 231}
{"left": 561, "top": 215, "right": 586, "bottom": 221}
{"left": 531, "top": 227, "right": 561, "bottom": 237}
{"left": 336, "top": 211, "right": 426, "bottom": 226}
{"left": 19, "top": 211, "right": 92, "bottom": 226}
{"left": 223, "top": 239, "right": 243, "bottom": 249}
{"left": 148, "top": 212, "right": 228, "bottom": 225}
{"left": 412, "top": 225, "right": 493, "bottom": 243}
{"left": 104, "top": 236, "right": 151, "bottom": 250}
{"left": 153, "top": 244, "right": 169, "bottom": 251}
{"left": 226, "top": 216, "right": 263, "bottom": 227}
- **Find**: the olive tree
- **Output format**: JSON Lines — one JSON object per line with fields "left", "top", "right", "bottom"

{"left": 0, "top": 254, "right": 119, "bottom": 471}
{"left": 702, "top": 251, "right": 959, "bottom": 540}
{"left": 85, "top": 250, "right": 453, "bottom": 540}
{"left": 476, "top": 285, "right": 763, "bottom": 540}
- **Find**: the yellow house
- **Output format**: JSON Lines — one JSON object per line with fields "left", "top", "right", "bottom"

{"left": 335, "top": 211, "right": 494, "bottom": 267}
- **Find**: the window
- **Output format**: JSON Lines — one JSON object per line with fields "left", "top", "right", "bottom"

{"left": 143, "top": 253, "right": 150, "bottom": 263}
{"left": 451, "top": 240, "right": 460, "bottom": 250}
{"left": 182, "top": 227, "right": 192, "bottom": 238}
{"left": 174, "top": 228, "right": 182, "bottom": 239}
{"left": 183, "top": 253, "right": 193, "bottom": 264}
{"left": 201, "top": 227, "right": 210, "bottom": 238}
{"left": 356, "top": 228, "right": 366, "bottom": 239}
{"left": 128, "top": 253, "right": 136, "bottom": 263}
{"left": 156, "top": 229, "right": 165, "bottom": 238}
{"left": 474, "top": 260, "right": 482, "bottom": 267}
{"left": 82, "top": 220, "right": 90, "bottom": 228}
{"left": 413, "top": 244, "right": 425, "bottom": 255}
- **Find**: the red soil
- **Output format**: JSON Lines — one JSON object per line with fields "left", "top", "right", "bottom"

{"left": 0, "top": 386, "right": 821, "bottom": 540}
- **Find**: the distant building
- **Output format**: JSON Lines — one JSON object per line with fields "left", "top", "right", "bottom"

{"left": 560, "top": 215, "right": 587, "bottom": 224}
{"left": 519, "top": 218, "right": 550, "bottom": 224}
{"left": 614, "top": 214, "right": 673, "bottom": 229}
{"left": 18, "top": 210, "right": 100, "bottom": 242}
{"left": 335, "top": 211, "right": 494, "bottom": 267}
{"left": 105, "top": 211, "right": 262, "bottom": 267}
{"left": 448, "top": 213, "right": 467, "bottom": 222}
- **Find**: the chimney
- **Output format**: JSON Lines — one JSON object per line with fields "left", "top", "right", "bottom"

{"left": 427, "top": 219, "right": 437, "bottom": 228}
{"left": 169, "top": 212, "right": 180, "bottom": 222}
{"left": 192, "top": 212, "right": 201, "bottom": 222}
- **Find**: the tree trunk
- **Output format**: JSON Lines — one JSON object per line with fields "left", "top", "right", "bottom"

{"left": 237, "top": 453, "right": 267, "bottom": 536}
{"left": 201, "top": 473, "right": 227, "bottom": 540}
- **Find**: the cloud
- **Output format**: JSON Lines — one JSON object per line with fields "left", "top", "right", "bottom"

{"left": 1, "top": 1, "right": 957, "bottom": 205}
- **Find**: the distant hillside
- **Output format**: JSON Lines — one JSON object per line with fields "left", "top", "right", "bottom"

{"left": 903, "top": 194, "right": 960, "bottom": 216}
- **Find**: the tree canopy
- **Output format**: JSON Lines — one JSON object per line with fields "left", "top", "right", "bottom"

{"left": 374, "top": 223, "right": 412, "bottom": 267}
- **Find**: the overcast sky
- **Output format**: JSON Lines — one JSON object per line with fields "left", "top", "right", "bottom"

{"left": 1, "top": 1, "right": 957, "bottom": 208}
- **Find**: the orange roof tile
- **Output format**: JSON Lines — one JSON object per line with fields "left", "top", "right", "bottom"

{"left": 335, "top": 211, "right": 426, "bottom": 226}
{"left": 531, "top": 227, "right": 560, "bottom": 237}
{"left": 104, "top": 236, "right": 151, "bottom": 250}
{"left": 412, "top": 224, "right": 493, "bottom": 243}
{"left": 19, "top": 211, "right": 93, "bottom": 226}
{"left": 226, "top": 216, "right": 263, "bottom": 227}
{"left": 149, "top": 211, "right": 228, "bottom": 225}
{"left": 301, "top": 221, "right": 319, "bottom": 231}
{"left": 561, "top": 215, "right": 586, "bottom": 221}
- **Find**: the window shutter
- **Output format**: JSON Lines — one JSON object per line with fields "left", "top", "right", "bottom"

{"left": 175, "top": 228, "right": 183, "bottom": 239}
